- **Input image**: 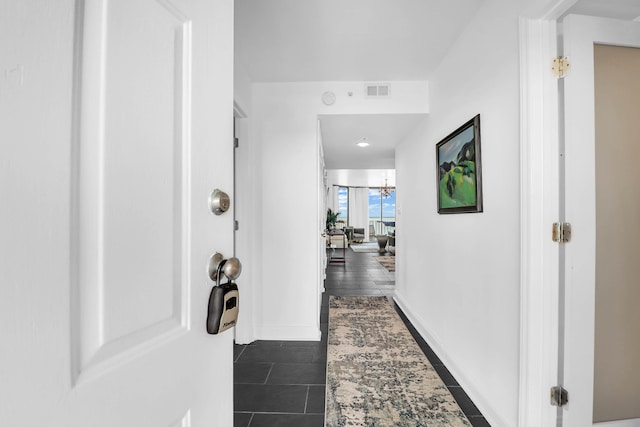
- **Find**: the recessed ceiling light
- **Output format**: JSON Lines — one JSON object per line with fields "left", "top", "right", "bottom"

{"left": 356, "top": 138, "right": 369, "bottom": 148}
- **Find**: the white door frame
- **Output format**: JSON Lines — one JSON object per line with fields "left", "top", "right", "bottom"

{"left": 518, "top": 1, "right": 578, "bottom": 426}
{"left": 233, "top": 101, "right": 257, "bottom": 344}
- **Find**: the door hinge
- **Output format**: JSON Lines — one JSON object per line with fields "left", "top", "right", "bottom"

{"left": 234, "top": 137, "right": 239, "bottom": 148}
{"left": 234, "top": 220, "right": 239, "bottom": 231}
{"left": 552, "top": 56, "right": 571, "bottom": 78}
{"left": 552, "top": 222, "right": 571, "bottom": 243}
{"left": 550, "top": 386, "right": 569, "bottom": 407}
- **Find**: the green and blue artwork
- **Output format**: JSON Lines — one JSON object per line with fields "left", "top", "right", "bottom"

{"left": 436, "top": 115, "right": 483, "bottom": 213}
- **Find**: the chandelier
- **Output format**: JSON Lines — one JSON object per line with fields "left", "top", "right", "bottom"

{"left": 381, "top": 179, "right": 392, "bottom": 199}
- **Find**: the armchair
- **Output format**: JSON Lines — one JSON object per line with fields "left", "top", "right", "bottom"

{"left": 351, "top": 228, "right": 365, "bottom": 243}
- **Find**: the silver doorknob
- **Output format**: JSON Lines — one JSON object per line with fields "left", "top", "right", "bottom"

{"left": 208, "top": 253, "right": 242, "bottom": 282}
{"left": 208, "top": 252, "right": 224, "bottom": 281}
{"left": 222, "top": 257, "right": 242, "bottom": 281}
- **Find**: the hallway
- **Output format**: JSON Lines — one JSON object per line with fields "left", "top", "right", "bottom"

{"left": 234, "top": 248, "right": 489, "bottom": 426}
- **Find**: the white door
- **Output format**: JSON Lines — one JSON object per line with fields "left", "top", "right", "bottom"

{"left": 562, "top": 14, "right": 640, "bottom": 427}
{"left": 0, "top": 0, "right": 235, "bottom": 426}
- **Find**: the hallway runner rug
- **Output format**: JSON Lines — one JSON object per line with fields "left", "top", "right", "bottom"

{"left": 374, "top": 255, "right": 395, "bottom": 272}
{"left": 326, "top": 296, "right": 471, "bottom": 427}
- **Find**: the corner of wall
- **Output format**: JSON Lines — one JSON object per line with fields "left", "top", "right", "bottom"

{"left": 233, "top": 61, "right": 253, "bottom": 117}
{"left": 256, "top": 324, "right": 322, "bottom": 342}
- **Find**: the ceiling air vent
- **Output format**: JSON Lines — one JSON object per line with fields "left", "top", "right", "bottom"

{"left": 365, "top": 83, "right": 390, "bottom": 98}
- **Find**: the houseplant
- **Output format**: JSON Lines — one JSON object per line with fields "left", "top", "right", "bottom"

{"left": 326, "top": 208, "right": 340, "bottom": 230}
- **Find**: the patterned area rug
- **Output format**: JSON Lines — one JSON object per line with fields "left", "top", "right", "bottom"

{"left": 374, "top": 256, "right": 395, "bottom": 272}
{"left": 326, "top": 296, "right": 471, "bottom": 427}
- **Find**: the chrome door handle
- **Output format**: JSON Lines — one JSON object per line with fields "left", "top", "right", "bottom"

{"left": 208, "top": 253, "right": 242, "bottom": 282}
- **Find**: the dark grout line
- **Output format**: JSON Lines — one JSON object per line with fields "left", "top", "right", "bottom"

{"left": 263, "top": 363, "right": 274, "bottom": 384}
{"left": 234, "top": 344, "right": 247, "bottom": 362}
{"left": 303, "top": 385, "right": 310, "bottom": 414}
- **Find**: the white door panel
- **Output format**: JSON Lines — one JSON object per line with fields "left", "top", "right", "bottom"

{"left": 562, "top": 14, "right": 640, "bottom": 427}
{"left": 1, "top": 0, "right": 234, "bottom": 425}
{"left": 75, "top": 0, "right": 190, "bottom": 375}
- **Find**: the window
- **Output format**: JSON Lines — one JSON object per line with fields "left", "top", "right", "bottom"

{"left": 369, "top": 187, "right": 395, "bottom": 235}
{"left": 337, "top": 186, "right": 348, "bottom": 225}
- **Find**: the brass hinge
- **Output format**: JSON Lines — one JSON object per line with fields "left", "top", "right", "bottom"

{"left": 550, "top": 386, "right": 569, "bottom": 407}
{"left": 552, "top": 222, "right": 571, "bottom": 243}
{"left": 552, "top": 56, "right": 571, "bottom": 78}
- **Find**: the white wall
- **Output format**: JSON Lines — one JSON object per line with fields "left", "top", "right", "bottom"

{"left": 249, "top": 81, "right": 428, "bottom": 340}
{"left": 394, "top": 1, "right": 545, "bottom": 425}
{"left": 326, "top": 169, "right": 396, "bottom": 188}
{"left": 234, "top": 61, "right": 252, "bottom": 117}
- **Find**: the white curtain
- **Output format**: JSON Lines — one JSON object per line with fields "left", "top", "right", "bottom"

{"left": 349, "top": 187, "right": 370, "bottom": 242}
{"left": 326, "top": 186, "right": 338, "bottom": 214}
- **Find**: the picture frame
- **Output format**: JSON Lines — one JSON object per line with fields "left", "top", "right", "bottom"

{"left": 436, "top": 114, "right": 483, "bottom": 214}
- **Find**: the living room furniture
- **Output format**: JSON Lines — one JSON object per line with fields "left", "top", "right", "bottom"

{"left": 376, "top": 235, "right": 389, "bottom": 254}
{"left": 327, "top": 228, "right": 347, "bottom": 248}
{"left": 327, "top": 230, "right": 346, "bottom": 263}
{"left": 351, "top": 228, "right": 365, "bottom": 243}
{"left": 387, "top": 231, "right": 396, "bottom": 255}
{"left": 343, "top": 226, "right": 354, "bottom": 243}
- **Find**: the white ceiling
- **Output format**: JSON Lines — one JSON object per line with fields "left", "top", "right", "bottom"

{"left": 319, "top": 114, "right": 426, "bottom": 169}
{"left": 565, "top": 0, "right": 640, "bottom": 21}
{"left": 234, "top": 0, "right": 483, "bottom": 83}
{"left": 234, "top": 0, "right": 479, "bottom": 175}
{"left": 234, "top": 0, "right": 640, "bottom": 176}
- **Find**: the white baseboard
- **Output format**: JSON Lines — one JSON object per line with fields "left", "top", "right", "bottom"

{"left": 393, "top": 291, "right": 508, "bottom": 427}
{"left": 256, "top": 324, "right": 321, "bottom": 341}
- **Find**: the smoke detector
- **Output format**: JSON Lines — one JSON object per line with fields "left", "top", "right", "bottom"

{"left": 321, "top": 91, "right": 336, "bottom": 105}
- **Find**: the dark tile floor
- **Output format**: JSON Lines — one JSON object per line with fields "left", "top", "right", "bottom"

{"left": 234, "top": 246, "right": 490, "bottom": 426}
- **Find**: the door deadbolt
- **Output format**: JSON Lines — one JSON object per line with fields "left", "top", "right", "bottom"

{"left": 209, "top": 189, "right": 230, "bottom": 215}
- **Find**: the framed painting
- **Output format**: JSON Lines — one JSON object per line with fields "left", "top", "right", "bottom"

{"left": 436, "top": 114, "right": 483, "bottom": 214}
